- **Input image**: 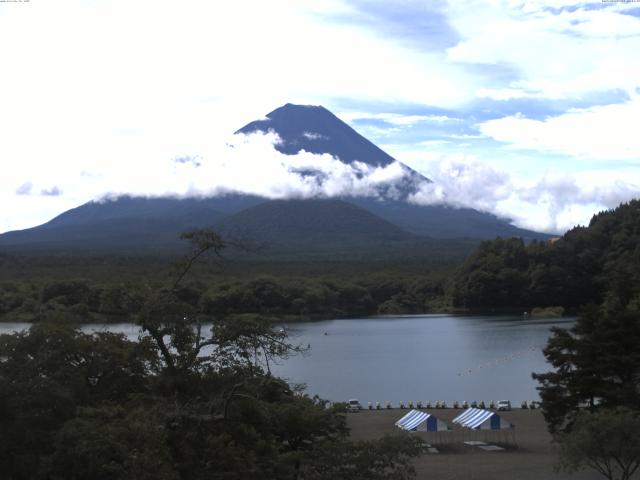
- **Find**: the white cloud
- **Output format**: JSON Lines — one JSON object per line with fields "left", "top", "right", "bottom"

{"left": 150, "top": 132, "right": 412, "bottom": 200}
{"left": 403, "top": 151, "right": 640, "bottom": 233}
{"left": 15, "top": 182, "right": 33, "bottom": 196}
{"left": 338, "top": 112, "right": 462, "bottom": 125}
{"left": 355, "top": 125, "right": 401, "bottom": 138}
{"left": 447, "top": 0, "right": 640, "bottom": 99}
{"left": 302, "top": 132, "right": 329, "bottom": 140}
{"left": 498, "top": 169, "right": 640, "bottom": 234}
{"left": 417, "top": 140, "right": 452, "bottom": 147}
{"left": 446, "top": 133, "right": 485, "bottom": 140}
{"left": 407, "top": 154, "right": 513, "bottom": 212}
{"left": 478, "top": 97, "right": 640, "bottom": 161}
{"left": 0, "top": 131, "right": 415, "bottom": 232}
{"left": 40, "top": 186, "right": 64, "bottom": 197}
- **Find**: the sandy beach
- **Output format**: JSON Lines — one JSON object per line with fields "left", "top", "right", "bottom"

{"left": 347, "top": 409, "right": 605, "bottom": 480}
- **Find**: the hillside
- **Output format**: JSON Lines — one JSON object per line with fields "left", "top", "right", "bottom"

{"left": 211, "top": 198, "right": 480, "bottom": 261}
{"left": 349, "top": 197, "right": 547, "bottom": 240}
{"left": 216, "top": 198, "right": 408, "bottom": 241}
{"left": 451, "top": 199, "right": 640, "bottom": 311}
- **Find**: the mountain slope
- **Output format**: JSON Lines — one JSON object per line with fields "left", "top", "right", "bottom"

{"left": 214, "top": 198, "right": 478, "bottom": 261}
{"left": 237, "top": 104, "right": 400, "bottom": 168}
{"left": 348, "top": 197, "right": 546, "bottom": 240}
{"left": 0, "top": 103, "right": 550, "bottom": 255}
{"left": 0, "top": 196, "right": 242, "bottom": 253}
{"left": 215, "top": 198, "right": 409, "bottom": 242}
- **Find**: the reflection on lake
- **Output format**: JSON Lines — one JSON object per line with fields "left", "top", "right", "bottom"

{"left": 0, "top": 314, "right": 573, "bottom": 404}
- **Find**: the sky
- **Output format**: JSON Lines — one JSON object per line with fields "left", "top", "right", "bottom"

{"left": 1, "top": 0, "right": 639, "bottom": 234}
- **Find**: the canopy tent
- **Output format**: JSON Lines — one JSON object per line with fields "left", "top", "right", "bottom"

{"left": 395, "top": 409, "right": 450, "bottom": 432}
{"left": 452, "top": 408, "right": 513, "bottom": 430}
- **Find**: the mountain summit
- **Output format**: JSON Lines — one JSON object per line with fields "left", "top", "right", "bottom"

{"left": 237, "top": 103, "right": 400, "bottom": 168}
{"left": 236, "top": 103, "right": 430, "bottom": 199}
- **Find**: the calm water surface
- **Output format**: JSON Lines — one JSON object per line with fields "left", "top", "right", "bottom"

{"left": 273, "top": 314, "right": 574, "bottom": 404}
{"left": 0, "top": 314, "right": 572, "bottom": 404}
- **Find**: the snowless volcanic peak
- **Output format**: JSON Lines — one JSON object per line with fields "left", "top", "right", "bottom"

{"left": 236, "top": 103, "right": 431, "bottom": 199}
{"left": 237, "top": 103, "right": 400, "bottom": 168}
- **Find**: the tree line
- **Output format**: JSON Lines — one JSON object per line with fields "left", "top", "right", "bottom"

{"left": 452, "top": 199, "right": 640, "bottom": 312}
{"left": 0, "top": 271, "right": 450, "bottom": 323}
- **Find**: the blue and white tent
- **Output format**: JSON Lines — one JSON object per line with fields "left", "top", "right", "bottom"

{"left": 395, "top": 409, "right": 450, "bottom": 432}
{"left": 452, "top": 408, "right": 513, "bottom": 430}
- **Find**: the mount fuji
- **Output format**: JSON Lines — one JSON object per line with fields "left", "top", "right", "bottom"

{"left": 0, "top": 103, "right": 547, "bottom": 257}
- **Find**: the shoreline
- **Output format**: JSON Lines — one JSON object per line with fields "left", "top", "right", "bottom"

{"left": 0, "top": 308, "right": 572, "bottom": 324}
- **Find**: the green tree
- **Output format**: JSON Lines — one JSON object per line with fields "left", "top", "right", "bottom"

{"left": 45, "top": 404, "right": 179, "bottom": 480}
{"left": 556, "top": 408, "right": 640, "bottom": 480}
{"left": 452, "top": 237, "right": 529, "bottom": 309}
{"left": 0, "top": 323, "right": 156, "bottom": 479}
{"left": 533, "top": 306, "right": 640, "bottom": 433}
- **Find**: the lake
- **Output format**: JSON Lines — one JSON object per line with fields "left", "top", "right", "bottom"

{"left": 272, "top": 314, "right": 573, "bottom": 405}
{"left": 0, "top": 314, "right": 572, "bottom": 405}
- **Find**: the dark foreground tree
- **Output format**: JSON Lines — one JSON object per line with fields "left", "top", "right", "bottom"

{"left": 0, "top": 229, "right": 421, "bottom": 479}
{"left": 556, "top": 408, "right": 640, "bottom": 480}
{"left": 0, "top": 323, "right": 158, "bottom": 480}
{"left": 532, "top": 305, "right": 640, "bottom": 433}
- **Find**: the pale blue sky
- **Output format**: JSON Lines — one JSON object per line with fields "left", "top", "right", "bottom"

{"left": 1, "top": 0, "right": 639, "bottom": 234}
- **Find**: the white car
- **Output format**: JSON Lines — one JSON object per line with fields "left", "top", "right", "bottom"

{"left": 347, "top": 399, "right": 363, "bottom": 412}
{"left": 497, "top": 400, "right": 512, "bottom": 411}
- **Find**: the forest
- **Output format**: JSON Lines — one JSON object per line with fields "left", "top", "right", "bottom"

{"left": 1, "top": 200, "right": 639, "bottom": 324}
{"left": 0, "top": 256, "right": 453, "bottom": 324}
{"left": 451, "top": 200, "right": 640, "bottom": 313}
